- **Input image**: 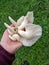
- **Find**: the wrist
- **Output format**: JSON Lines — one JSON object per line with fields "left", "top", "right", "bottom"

{"left": 0, "top": 42, "right": 14, "bottom": 54}
{"left": 0, "top": 45, "right": 15, "bottom": 64}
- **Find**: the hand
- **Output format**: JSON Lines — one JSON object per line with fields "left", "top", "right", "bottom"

{"left": 0, "top": 25, "right": 23, "bottom": 54}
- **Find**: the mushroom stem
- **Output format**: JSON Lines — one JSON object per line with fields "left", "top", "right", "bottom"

{"left": 9, "top": 34, "right": 20, "bottom": 41}
{"left": 18, "top": 19, "right": 28, "bottom": 30}
{"left": 8, "top": 29, "right": 14, "bottom": 35}
{"left": 4, "top": 23, "right": 16, "bottom": 33}
{"left": 9, "top": 16, "right": 17, "bottom": 26}
{"left": 16, "top": 16, "right": 24, "bottom": 26}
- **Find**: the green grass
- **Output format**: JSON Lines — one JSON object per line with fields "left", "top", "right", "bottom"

{"left": 0, "top": 0, "right": 49, "bottom": 65}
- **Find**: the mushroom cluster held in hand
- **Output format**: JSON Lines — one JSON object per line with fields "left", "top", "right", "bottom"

{"left": 4, "top": 11, "right": 42, "bottom": 46}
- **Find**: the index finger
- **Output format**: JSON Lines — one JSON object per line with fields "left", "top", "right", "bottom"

{"left": 10, "top": 24, "right": 15, "bottom": 27}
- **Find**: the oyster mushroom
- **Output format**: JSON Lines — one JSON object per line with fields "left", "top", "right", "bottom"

{"left": 4, "top": 11, "right": 42, "bottom": 46}
{"left": 18, "top": 23, "right": 42, "bottom": 39}
{"left": 18, "top": 11, "right": 34, "bottom": 30}
{"left": 9, "top": 34, "right": 20, "bottom": 41}
{"left": 18, "top": 23, "right": 42, "bottom": 46}
{"left": 25, "top": 11, "right": 34, "bottom": 23}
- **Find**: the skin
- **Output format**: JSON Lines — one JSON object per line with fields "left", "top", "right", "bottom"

{"left": 0, "top": 24, "right": 23, "bottom": 54}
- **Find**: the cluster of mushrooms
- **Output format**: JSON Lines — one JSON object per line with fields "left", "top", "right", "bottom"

{"left": 4, "top": 11, "right": 42, "bottom": 46}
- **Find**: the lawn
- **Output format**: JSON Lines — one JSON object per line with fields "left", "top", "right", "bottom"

{"left": 0, "top": 0, "right": 49, "bottom": 65}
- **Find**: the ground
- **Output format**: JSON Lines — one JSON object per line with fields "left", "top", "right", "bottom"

{"left": 0, "top": 0, "right": 49, "bottom": 65}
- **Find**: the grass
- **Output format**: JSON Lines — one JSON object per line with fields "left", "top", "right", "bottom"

{"left": 0, "top": 0, "right": 49, "bottom": 65}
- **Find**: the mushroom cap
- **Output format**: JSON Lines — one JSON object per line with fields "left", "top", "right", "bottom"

{"left": 25, "top": 11, "right": 34, "bottom": 23}
{"left": 20, "top": 36, "right": 41, "bottom": 46}
{"left": 18, "top": 23, "right": 42, "bottom": 39}
{"left": 19, "top": 23, "right": 42, "bottom": 46}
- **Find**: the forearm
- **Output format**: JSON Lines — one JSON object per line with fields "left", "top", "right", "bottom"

{"left": 0, "top": 45, "right": 15, "bottom": 65}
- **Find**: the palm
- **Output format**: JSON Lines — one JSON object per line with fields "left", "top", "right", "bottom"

{"left": 1, "top": 29, "right": 22, "bottom": 53}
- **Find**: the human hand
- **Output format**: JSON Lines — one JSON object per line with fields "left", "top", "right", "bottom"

{"left": 0, "top": 25, "right": 23, "bottom": 54}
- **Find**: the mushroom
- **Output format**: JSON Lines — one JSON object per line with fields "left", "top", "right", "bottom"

{"left": 18, "top": 23, "right": 42, "bottom": 39}
{"left": 4, "top": 23, "right": 16, "bottom": 34}
{"left": 18, "top": 23, "right": 42, "bottom": 46}
{"left": 18, "top": 11, "right": 34, "bottom": 30}
{"left": 9, "top": 16, "right": 25, "bottom": 28}
{"left": 4, "top": 11, "right": 42, "bottom": 46}
{"left": 25, "top": 11, "right": 34, "bottom": 23}
{"left": 9, "top": 34, "right": 20, "bottom": 41}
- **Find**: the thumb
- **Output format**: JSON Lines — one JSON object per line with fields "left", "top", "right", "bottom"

{"left": 14, "top": 41, "right": 23, "bottom": 50}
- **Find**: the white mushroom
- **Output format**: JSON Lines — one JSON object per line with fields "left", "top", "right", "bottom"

{"left": 9, "top": 34, "right": 20, "bottom": 41}
{"left": 18, "top": 11, "right": 34, "bottom": 30}
{"left": 20, "top": 35, "right": 41, "bottom": 46}
{"left": 18, "top": 19, "right": 28, "bottom": 30}
{"left": 18, "top": 23, "right": 42, "bottom": 39}
{"left": 18, "top": 23, "right": 42, "bottom": 46}
{"left": 25, "top": 11, "right": 34, "bottom": 23}
{"left": 4, "top": 11, "right": 42, "bottom": 46}
{"left": 9, "top": 16, "right": 17, "bottom": 26}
